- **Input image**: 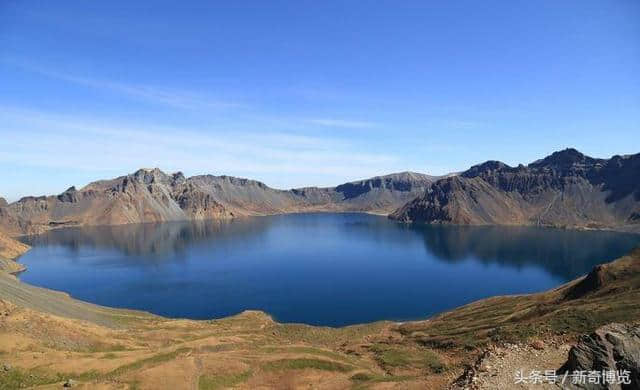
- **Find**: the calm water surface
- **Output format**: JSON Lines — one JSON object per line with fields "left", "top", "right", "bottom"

{"left": 18, "top": 213, "right": 639, "bottom": 326}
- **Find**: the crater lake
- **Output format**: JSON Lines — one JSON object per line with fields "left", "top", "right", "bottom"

{"left": 17, "top": 213, "right": 640, "bottom": 326}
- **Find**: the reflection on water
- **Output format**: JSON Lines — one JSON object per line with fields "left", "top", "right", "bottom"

{"left": 407, "top": 224, "right": 638, "bottom": 280}
{"left": 23, "top": 219, "right": 271, "bottom": 261}
{"left": 18, "top": 213, "right": 639, "bottom": 326}
{"left": 23, "top": 216, "right": 638, "bottom": 280}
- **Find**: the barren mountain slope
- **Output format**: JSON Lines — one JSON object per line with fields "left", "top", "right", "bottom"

{"left": 391, "top": 149, "right": 640, "bottom": 231}
{"left": 1, "top": 170, "right": 436, "bottom": 235}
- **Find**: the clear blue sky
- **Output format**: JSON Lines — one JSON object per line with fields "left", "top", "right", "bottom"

{"left": 1, "top": 1, "right": 639, "bottom": 201}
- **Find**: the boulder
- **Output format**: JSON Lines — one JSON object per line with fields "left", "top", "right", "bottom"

{"left": 559, "top": 323, "right": 640, "bottom": 389}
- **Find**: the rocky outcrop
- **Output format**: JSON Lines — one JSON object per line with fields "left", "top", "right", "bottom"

{"left": 559, "top": 323, "right": 640, "bottom": 389}
{"left": 390, "top": 149, "right": 640, "bottom": 231}
{"left": 559, "top": 247, "right": 640, "bottom": 301}
{"left": 0, "top": 170, "right": 436, "bottom": 235}
{"left": 563, "top": 264, "right": 611, "bottom": 301}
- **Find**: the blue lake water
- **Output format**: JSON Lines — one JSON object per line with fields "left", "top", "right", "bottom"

{"left": 17, "top": 213, "right": 639, "bottom": 326}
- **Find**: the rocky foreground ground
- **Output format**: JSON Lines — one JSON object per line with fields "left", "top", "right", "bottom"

{"left": 0, "top": 232, "right": 639, "bottom": 389}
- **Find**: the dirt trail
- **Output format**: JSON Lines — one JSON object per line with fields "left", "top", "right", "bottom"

{"left": 465, "top": 342, "right": 570, "bottom": 390}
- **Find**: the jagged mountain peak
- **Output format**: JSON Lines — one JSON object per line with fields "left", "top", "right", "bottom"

{"left": 334, "top": 171, "right": 436, "bottom": 199}
{"left": 461, "top": 160, "right": 511, "bottom": 178}
{"left": 339, "top": 171, "right": 435, "bottom": 186}
{"left": 56, "top": 186, "right": 79, "bottom": 203}
{"left": 1, "top": 168, "right": 440, "bottom": 234}
{"left": 391, "top": 149, "right": 640, "bottom": 231}
{"left": 132, "top": 167, "right": 166, "bottom": 176}
{"left": 133, "top": 167, "right": 165, "bottom": 174}
{"left": 129, "top": 167, "right": 174, "bottom": 185}
{"left": 170, "top": 171, "right": 186, "bottom": 185}
{"left": 528, "top": 148, "right": 599, "bottom": 169}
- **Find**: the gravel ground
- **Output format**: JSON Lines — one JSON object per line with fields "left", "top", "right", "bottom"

{"left": 452, "top": 341, "right": 571, "bottom": 390}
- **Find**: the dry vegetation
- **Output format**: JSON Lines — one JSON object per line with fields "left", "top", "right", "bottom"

{"left": 398, "top": 248, "right": 640, "bottom": 349}
{"left": 0, "top": 230, "right": 638, "bottom": 389}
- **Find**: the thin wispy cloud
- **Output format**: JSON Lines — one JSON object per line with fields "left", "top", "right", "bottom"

{"left": 2, "top": 59, "right": 241, "bottom": 110}
{"left": 307, "top": 118, "right": 377, "bottom": 129}
{"left": 0, "top": 107, "right": 401, "bottom": 194}
{"left": 441, "top": 120, "right": 481, "bottom": 130}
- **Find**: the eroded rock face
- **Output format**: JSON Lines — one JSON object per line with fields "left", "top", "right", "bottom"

{"left": 390, "top": 149, "right": 640, "bottom": 231}
{"left": 0, "top": 197, "right": 7, "bottom": 208}
{"left": 0, "top": 170, "right": 437, "bottom": 234}
{"left": 559, "top": 323, "right": 640, "bottom": 389}
{"left": 563, "top": 264, "right": 610, "bottom": 301}
{"left": 56, "top": 187, "right": 79, "bottom": 203}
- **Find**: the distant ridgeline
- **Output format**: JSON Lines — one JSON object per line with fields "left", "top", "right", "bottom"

{"left": 0, "top": 170, "right": 436, "bottom": 235}
{"left": 390, "top": 148, "right": 640, "bottom": 231}
{"left": 1, "top": 148, "right": 639, "bottom": 235}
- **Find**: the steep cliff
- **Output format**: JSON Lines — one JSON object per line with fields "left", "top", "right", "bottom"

{"left": 390, "top": 149, "right": 640, "bottom": 231}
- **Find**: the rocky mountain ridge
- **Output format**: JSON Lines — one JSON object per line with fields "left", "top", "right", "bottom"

{"left": 0, "top": 169, "right": 436, "bottom": 235}
{"left": 390, "top": 149, "right": 640, "bottom": 232}
{"left": 3, "top": 148, "right": 639, "bottom": 235}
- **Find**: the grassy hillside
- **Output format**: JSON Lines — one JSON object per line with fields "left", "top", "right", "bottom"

{"left": 0, "top": 231, "right": 29, "bottom": 274}
{"left": 0, "top": 243, "right": 638, "bottom": 388}
{"left": 398, "top": 247, "right": 640, "bottom": 350}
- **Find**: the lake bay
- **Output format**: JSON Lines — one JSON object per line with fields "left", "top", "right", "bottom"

{"left": 18, "top": 213, "right": 639, "bottom": 326}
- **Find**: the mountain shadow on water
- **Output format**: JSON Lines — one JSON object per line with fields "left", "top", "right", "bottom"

{"left": 403, "top": 224, "right": 639, "bottom": 280}
{"left": 21, "top": 214, "right": 640, "bottom": 282}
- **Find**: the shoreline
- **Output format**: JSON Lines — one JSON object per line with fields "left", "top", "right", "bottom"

{"left": 0, "top": 231, "right": 30, "bottom": 274}
{"left": 1, "top": 228, "right": 639, "bottom": 388}
{"left": 12, "top": 209, "right": 640, "bottom": 240}
{"left": 5, "top": 219, "right": 639, "bottom": 329}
